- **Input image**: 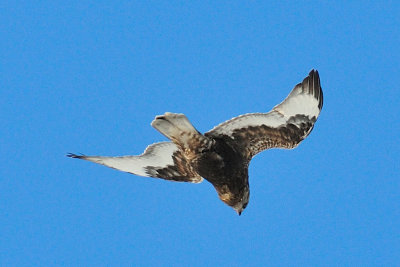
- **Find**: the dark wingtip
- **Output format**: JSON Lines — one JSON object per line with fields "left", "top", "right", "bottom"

{"left": 66, "top": 153, "right": 85, "bottom": 159}
{"left": 313, "top": 69, "right": 323, "bottom": 110}
{"left": 309, "top": 69, "right": 318, "bottom": 75}
{"left": 307, "top": 69, "right": 323, "bottom": 111}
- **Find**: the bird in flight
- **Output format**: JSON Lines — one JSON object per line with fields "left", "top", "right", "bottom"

{"left": 68, "top": 70, "right": 323, "bottom": 215}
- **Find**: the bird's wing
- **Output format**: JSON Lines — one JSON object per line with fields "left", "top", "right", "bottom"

{"left": 206, "top": 70, "right": 323, "bottom": 160}
{"left": 67, "top": 142, "right": 203, "bottom": 183}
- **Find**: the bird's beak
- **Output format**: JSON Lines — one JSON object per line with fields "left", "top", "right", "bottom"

{"left": 236, "top": 210, "right": 242, "bottom": 216}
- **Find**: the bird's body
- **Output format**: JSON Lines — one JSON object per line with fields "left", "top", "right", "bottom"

{"left": 191, "top": 135, "right": 250, "bottom": 213}
{"left": 68, "top": 70, "right": 323, "bottom": 215}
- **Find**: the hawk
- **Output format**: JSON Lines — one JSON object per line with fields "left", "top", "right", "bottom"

{"left": 68, "top": 70, "right": 323, "bottom": 215}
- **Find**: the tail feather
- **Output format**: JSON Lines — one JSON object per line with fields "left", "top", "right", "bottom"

{"left": 151, "top": 113, "right": 196, "bottom": 137}
{"left": 151, "top": 113, "right": 197, "bottom": 140}
{"left": 151, "top": 112, "right": 212, "bottom": 156}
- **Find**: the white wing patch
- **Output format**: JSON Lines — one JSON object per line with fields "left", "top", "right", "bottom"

{"left": 207, "top": 111, "right": 286, "bottom": 136}
{"left": 67, "top": 142, "right": 202, "bottom": 183}
{"left": 68, "top": 142, "right": 176, "bottom": 176}
{"left": 274, "top": 72, "right": 321, "bottom": 119}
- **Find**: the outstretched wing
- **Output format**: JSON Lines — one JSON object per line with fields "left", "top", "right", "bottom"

{"left": 206, "top": 70, "right": 323, "bottom": 160}
{"left": 67, "top": 142, "right": 203, "bottom": 183}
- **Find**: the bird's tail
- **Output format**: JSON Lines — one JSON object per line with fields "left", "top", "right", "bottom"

{"left": 151, "top": 112, "right": 212, "bottom": 156}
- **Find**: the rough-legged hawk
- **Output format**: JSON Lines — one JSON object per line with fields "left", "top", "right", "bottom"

{"left": 68, "top": 70, "right": 323, "bottom": 215}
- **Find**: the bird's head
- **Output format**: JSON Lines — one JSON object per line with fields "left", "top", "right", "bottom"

{"left": 217, "top": 185, "right": 250, "bottom": 216}
{"left": 232, "top": 188, "right": 249, "bottom": 216}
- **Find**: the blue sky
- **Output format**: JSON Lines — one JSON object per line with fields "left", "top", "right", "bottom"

{"left": 2, "top": 1, "right": 399, "bottom": 266}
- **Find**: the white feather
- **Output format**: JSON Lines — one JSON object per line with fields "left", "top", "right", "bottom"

{"left": 76, "top": 142, "right": 177, "bottom": 177}
{"left": 274, "top": 84, "right": 320, "bottom": 119}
